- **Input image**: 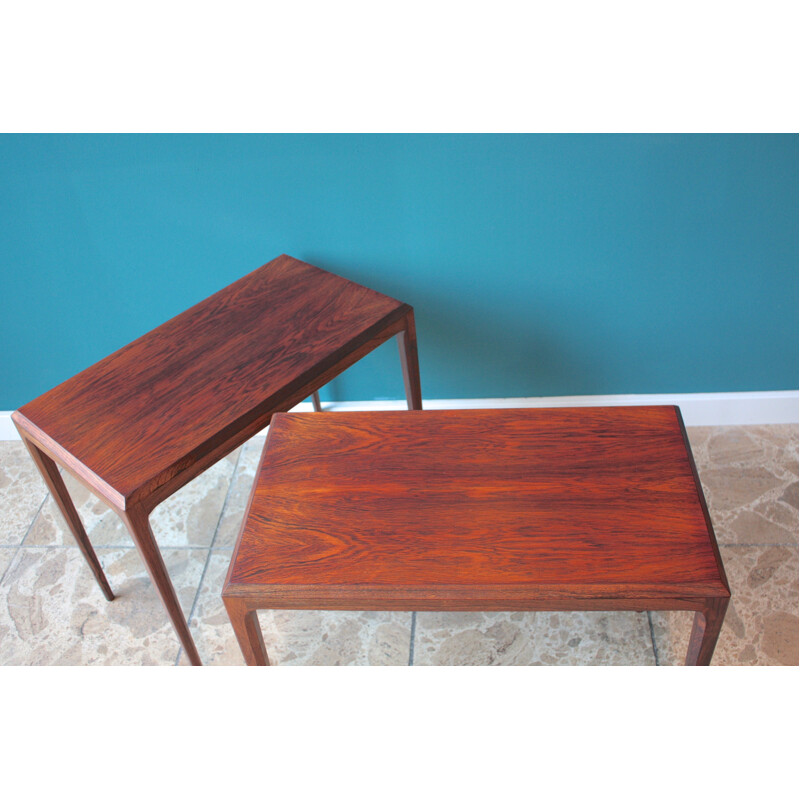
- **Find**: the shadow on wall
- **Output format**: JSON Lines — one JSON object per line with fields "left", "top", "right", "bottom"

{"left": 304, "top": 252, "right": 604, "bottom": 400}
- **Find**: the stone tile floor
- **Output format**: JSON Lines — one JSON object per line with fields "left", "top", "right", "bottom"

{"left": 0, "top": 424, "right": 797, "bottom": 666}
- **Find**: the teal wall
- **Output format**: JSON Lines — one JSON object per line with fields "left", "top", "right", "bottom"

{"left": 1, "top": 134, "right": 797, "bottom": 409}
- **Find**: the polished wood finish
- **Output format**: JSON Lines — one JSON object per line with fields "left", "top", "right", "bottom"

{"left": 222, "top": 596, "right": 270, "bottom": 666}
{"left": 223, "top": 406, "right": 730, "bottom": 666}
{"left": 119, "top": 504, "right": 202, "bottom": 666}
{"left": 20, "top": 438, "right": 114, "bottom": 602}
{"left": 685, "top": 597, "right": 730, "bottom": 666}
{"left": 12, "top": 255, "right": 422, "bottom": 664}
{"left": 398, "top": 311, "right": 422, "bottom": 412}
{"left": 14, "top": 254, "right": 415, "bottom": 508}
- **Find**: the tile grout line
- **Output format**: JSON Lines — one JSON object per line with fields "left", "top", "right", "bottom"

{"left": 408, "top": 611, "right": 417, "bottom": 666}
{"left": 0, "top": 492, "right": 50, "bottom": 586}
{"left": 174, "top": 444, "right": 246, "bottom": 666}
{"left": 646, "top": 611, "right": 660, "bottom": 666}
{"left": 20, "top": 492, "right": 50, "bottom": 547}
{"left": 205, "top": 444, "right": 247, "bottom": 551}
{"left": 0, "top": 542, "right": 23, "bottom": 586}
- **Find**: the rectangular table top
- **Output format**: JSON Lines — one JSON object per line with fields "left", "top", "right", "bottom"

{"left": 225, "top": 406, "right": 730, "bottom": 606}
{"left": 13, "top": 255, "right": 409, "bottom": 507}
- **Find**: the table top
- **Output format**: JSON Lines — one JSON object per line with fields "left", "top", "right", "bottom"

{"left": 225, "top": 407, "right": 730, "bottom": 606}
{"left": 13, "top": 255, "right": 409, "bottom": 507}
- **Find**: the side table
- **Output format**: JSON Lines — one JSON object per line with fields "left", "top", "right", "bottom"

{"left": 223, "top": 407, "right": 730, "bottom": 666}
{"left": 12, "top": 254, "right": 422, "bottom": 665}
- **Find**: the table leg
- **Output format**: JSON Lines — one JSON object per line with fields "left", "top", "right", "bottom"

{"left": 311, "top": 390, "right": 323, "bottom": 412}
{"left": 121, "top": 504, "right": 202, "bottom": 666}
{"left": 223, "top": 597, "right": 270, "bottom": 665}
{"left": 398, "top": 309, "right": 423, "bottom": 410}
{"left": 685, "top": 597, "right": 729, "bottom": 665}
{"left": 20, "top": 438, "right": 114, "bottom": 601}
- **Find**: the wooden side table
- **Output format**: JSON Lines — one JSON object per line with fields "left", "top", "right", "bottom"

{"left": 12, "top": 255, "right": 422, "bottom": 665}
{"left": 222, "top": 407, "right": 731, "bottom": 666}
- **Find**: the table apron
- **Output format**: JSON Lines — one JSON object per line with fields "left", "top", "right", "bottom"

{"left": 221, "top": 587, "right": 726, "bottom": 614}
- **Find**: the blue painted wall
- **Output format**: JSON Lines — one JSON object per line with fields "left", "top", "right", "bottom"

{"left": 1, "top": 134, "right": 797, "bottom": 409}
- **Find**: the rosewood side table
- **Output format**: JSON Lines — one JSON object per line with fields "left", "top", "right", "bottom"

{"left": 223, "top": 407, "right": 731, "bottom": 666}
{"left": 12, "top": 255, "right": 422, "bottom": 665}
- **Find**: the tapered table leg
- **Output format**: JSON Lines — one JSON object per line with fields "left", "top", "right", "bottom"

{"left": 222, "top": 597, "right": 270, "bottom": 665}
{"left": 398, "top": 309, "right": 423, "bottom": 410}
{"left": 121, "top": 505, "right": 202, "bottom": 665}
{"left": 311, "top": 390, "right": 323, "bottom": 412}
{"left": 685, "top": 597, "right": 729, "bottom": 665}
{"left": 19, "top": 437, "right": 114, "bottom": 601}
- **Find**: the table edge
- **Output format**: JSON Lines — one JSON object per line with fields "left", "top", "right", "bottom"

{"left": 11, "top": 410, "right": 127, "bottom": 511}
{"left": 221, "top": 580, "right": 732, "bottom": 606}
{"left": 673, "top": 405, "right": 732, "bottom": 595}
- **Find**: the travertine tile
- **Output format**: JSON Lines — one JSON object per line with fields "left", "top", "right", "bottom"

{"left": 651, "top": 546, "right": 799, "bottom": 666}
{"left": 24, "top": 469, "right": 122, "bottom": 547}
{"left": 180, "top": 551, "right": 412, "bottom": 666}
{"left": 257, "top": 608, "right": 411, "bottom": 666}
{"left": 0, "top": 548, "right": 16, "bottom": 584}
{"left": 691, "top": 424, "right": 798, "bottom": 471}
{"left": 749, "top": 424, "right": 800, "bottom": 460}
{"left": 24, "top": 449, "right": 240, "bottom": 548}
{"left": 213, "top": 437, "right": 265, "bottom": 548}
{"left": 686, "top": 425, "right": 798, "bottom": 545}
{"left": 0, "top": 546, "right": 207, "bottom": 665}
{"left": 181, "top": 551, "right": 244, "bottom": 665}
{"left": 413, "top": 610, "right": 655, "bottom": 666}
{"left": 685, "top": 426, "right": 712, "bottom": 452}
{"left": 149, "top": 449, "right": 239, "bottom": 547}
{"left": 707, "top": 427, "right": 770, "bottom": 465}
{"left": 700, "top": 464, "right": 785, "bottom": 514}
{"left": 0, "top": 441, "right": 48, "bottom": 546}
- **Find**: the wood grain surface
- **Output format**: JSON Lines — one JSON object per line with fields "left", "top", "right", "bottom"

{"left": 13, "top": 255, "right": 411, "bottom": 507}
{"left": 225, "top": 406, "right": 730, "bottom": 607}
{"left": 12, "top": 254, "right": 422, "bottom": 664}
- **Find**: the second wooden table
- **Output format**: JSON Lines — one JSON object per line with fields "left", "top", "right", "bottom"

{"left": 223, "top": 406, "right": 730, "bottom": 666}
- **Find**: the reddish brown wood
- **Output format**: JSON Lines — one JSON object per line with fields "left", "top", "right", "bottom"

{"left": 685, "top": 596, "right": 730, "bottom": 665}
{"left": 119, "top": 504, "right": 202, "bottom": 666}
{"left": 223, "top": 406, "right": 730, "bottom": 666}
{"left": 11, "top": 255, "right": 422, "bottom": 664}
{"left": 398, "top": 310, "right": 423, "bottom": 411}
{"left": 13, "top": 255, "right": 413, "bottom": 507}
{"left": 19, "top": 435, "right": 114, "bottom": 601}
{"left": 222, "top": 596, "right": 270, "bottom": 666}
{"left": 676, "top": 409, "right": 731, "bottom": 598}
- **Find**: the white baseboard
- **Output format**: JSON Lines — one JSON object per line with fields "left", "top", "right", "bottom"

{"left": 1, "top": 390, "right": 796, "bottom": 441}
